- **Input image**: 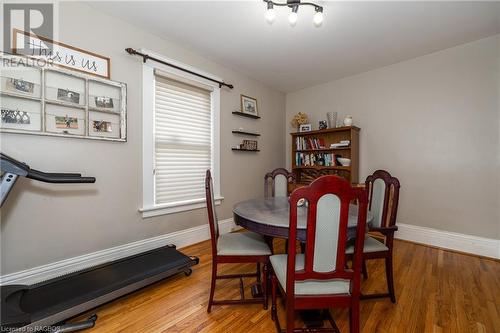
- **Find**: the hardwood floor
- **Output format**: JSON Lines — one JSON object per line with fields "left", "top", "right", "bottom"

{"left": 76, "top": 239, "right": 500, "bottom": 333}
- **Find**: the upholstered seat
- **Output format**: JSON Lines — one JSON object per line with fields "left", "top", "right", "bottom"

{"left": 346, "top": 235, "right": 388, "bottom": 254}
{"left": 217, "top": 232, "right": 272, "bottom": 256}
{"left": 270, "top": 254, "right": 350, "bottom": 295}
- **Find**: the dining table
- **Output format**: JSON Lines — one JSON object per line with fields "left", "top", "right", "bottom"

{"left": 233, "top": 196, "right": 373, "bottom": 242}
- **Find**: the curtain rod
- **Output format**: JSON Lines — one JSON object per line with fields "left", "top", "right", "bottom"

{"left": 125, "top": 48, "right": 234, "bottom": 89}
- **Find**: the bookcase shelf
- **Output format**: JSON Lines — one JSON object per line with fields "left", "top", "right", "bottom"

{"left": 291, "top": 126, "right": 359, "bottom": 184}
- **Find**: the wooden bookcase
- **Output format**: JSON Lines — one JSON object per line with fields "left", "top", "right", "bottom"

{"left": 290, "top": 126, "right": 360, "bottom": 188}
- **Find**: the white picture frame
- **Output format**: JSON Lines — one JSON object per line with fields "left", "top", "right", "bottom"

{"left": 299, "top": 123, "right": 312, "bottom": 132}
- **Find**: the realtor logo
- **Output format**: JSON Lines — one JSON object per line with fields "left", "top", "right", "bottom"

{"left": 3, "top": 3, "right": 54, "bottom": 54}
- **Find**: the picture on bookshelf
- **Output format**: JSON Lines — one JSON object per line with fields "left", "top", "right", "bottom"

{"left": 55, "top": 115, "right": 79, "bottom": 129}
{"left": 299, "top": 124, "right": 312, "bottom": 132}
{"left": 95, "top": 96, "right": 114, "bottom": 108}
{"left": 1, "top": 108, "right": 31, "bottom": 124}
{"left": 6, "top": 78, "right": 34, "bottom": 94}
{"left": 57, "top": 88, "right": 80, "bottom": 104}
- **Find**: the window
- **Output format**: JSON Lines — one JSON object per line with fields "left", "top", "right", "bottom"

{"left": 141, "top": 51, "right": 221, "bottom": 217}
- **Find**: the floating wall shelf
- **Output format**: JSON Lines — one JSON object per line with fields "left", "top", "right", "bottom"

{"left": 232, "top": 148, "right": 260, "bottom": 152}
{"left": 232, "top": 130, "right": 260, "bottom": 137}
{"left": 232, "top": 111, "right": 260, "bottom": 119}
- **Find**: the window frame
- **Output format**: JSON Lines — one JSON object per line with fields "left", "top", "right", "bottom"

{"left": 140, "top": 49, "right": 222, "bottom": 218}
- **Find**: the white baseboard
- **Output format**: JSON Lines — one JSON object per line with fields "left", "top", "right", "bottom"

{"left": 395, "top": 223, "right": 500, "bottom": 259}
{"left": 0, "top": 218, "right": 238, "bottom": 286}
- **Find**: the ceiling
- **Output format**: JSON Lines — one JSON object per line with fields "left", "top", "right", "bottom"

{"left": 87, "top": 1, "right": 500, "bottom": 92}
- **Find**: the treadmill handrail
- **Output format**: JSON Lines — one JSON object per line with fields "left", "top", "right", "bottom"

{"left": 1, "top": 153, "right": 95, "bottom": 184}
{"left": 27, "top": 169, "right": 95, "bottom": 184}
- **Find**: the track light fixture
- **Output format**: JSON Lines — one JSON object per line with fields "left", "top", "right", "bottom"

{"left": 263, "top": 0, "right": 324, "bottom": 27}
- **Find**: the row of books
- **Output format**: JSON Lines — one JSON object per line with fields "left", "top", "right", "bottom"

{"left": 295, "top": 152, "right": 342, "bottom": 167}
{"left": 295, "top": 137, "right": 326, "bottom": 150}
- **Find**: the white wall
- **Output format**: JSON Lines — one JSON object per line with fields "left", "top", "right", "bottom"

{"left": 286, "top": 35, "right": 500, "bottom": 239}
{"left": 0, "top": 2, "right": 286, "bottom": 275}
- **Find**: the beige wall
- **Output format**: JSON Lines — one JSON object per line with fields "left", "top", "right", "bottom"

{"left": 0, "top": 2, "right": 286, "bottom": 275}
{"left": 286, "top": 35, "right": 500, "bottom": 239}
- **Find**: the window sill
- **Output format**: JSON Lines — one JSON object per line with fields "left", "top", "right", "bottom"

{"left": 140, "top": 196, "right": 224, "bottom": 218}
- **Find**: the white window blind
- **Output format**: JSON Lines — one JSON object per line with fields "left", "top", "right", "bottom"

{"left": 154, "top": 74, "right": 212, "bottom": 206}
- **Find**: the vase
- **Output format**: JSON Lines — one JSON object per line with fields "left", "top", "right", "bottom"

{"left": 327, "top": 112, "right": 337, "bottom": 129}
{"left": 343, "top": 115, "right": 353, "bottom": 127}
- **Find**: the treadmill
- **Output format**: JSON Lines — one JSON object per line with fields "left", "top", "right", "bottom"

{"left": 0, "top": 153, "right": 199, "bottom": 332}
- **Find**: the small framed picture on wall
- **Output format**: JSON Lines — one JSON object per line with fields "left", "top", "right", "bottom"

{"left": 240, "top": 95, "right": 258, "bottom": 117}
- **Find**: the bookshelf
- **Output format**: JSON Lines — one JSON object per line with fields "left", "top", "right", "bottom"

{"left": 291, "top": 126, "right": 360, "bottom": 186}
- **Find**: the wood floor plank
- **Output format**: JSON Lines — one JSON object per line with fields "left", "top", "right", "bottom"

{"left": 73, "top": 239, "right": 499, "bottom": 333}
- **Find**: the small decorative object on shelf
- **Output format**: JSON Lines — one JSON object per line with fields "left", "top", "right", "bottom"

{"left": 319, "top": 120, "right": 327, "bottom": 130}
{"left": 299, "top": 123, "right": 312, "bottom": 132}
{"left": 327, "top": 111, "right": 337, "bottom": 128}
{"left": 240, "top": 95, "right": 259, "bottom": 117}
{"left": 241, "top": 139, "right": 258, "bottom": 150}
{"left": 343, "top": 115, "right": 353, "bottom": 126}
{"left": 291, "top": 112, "right": 309, "bottom": 131}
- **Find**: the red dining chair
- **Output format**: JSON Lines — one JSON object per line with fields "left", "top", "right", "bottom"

{"left": 264, "top": 168, "right": 296, "bottom": 198}
{"left": 346, "top": 170, "right": 400, "bottom": 303}
{"left": 270, "top": 175, "right": 368, "bottom": 333}
{"left": 205, "top": 170, "right": 272, "bottom": 313}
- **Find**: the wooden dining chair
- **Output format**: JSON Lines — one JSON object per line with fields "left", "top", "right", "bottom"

{"left": 346, "top": 169, "right": 400, "bottom": 303}
{"left": 205, "top": 170, "right": 272, "bottom": 313}
{"left": 264, "top": 168, "right": 296, "bottom": 198}
{"left": 270, "top": 175, "right": 368, "bottom": 333}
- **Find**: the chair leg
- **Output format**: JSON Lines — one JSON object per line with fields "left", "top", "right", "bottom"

{"left": 349, "top": 299, "right": 360, "bottom": 333}
{"left": 361, "top": 258, "right": 368, "bottom": 280}
{"left": 285, "top": 299, "right": 295, "bottom": 333}
{"left": 207, "top": 260, "right": 217, "bottom": 313}
{"left": 385, "top": 255, "right": 396, "bottom": 303}
{"left": 262, "top": 263, "right": 268, "bottom": 310}
{"left": 271, "top": 275, "right": 278, "bottom": 321}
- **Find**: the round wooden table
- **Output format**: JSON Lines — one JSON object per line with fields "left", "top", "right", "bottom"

{"left": 233, "top": 197, "right": 373, "bottom": 241}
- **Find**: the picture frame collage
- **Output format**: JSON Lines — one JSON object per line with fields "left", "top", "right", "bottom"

{"left": 0, "top": 55, "right": 127, "bottom": 141}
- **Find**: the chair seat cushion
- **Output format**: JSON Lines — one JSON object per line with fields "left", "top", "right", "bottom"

{"left": 346, "top": 235, "right": 389, "bottom": 254}
{"left": 270, "top": 254, "right": 350, "bottom": 295}
{"left": 217, "top": 232, "right": 271, "bottom": 256}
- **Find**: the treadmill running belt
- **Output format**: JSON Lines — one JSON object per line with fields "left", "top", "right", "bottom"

{"left": 19, "top": 246, "right": 192, "bottom": 321}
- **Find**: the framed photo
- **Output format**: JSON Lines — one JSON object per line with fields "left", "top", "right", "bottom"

{"left": 6, "top": 78, "right": 34, "bottom": 94}
{"left": 240, "top": 95, "right": 258, "bottom": 117}
{"left": 299, "top": 124, "right": 312, "bottom": 132}
{"left": 94, "top": 96, "right": 114, "bottom": 108}
{"left": 57, "top": 88, "right": 80, "bottom": 104}
{"left": 55, "top": 115, "right": 79, "bottom": 129}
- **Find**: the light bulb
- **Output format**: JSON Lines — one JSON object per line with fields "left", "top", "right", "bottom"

{"left": 288, "top": 11, "right": 298, "bottom": 26}
{"left": 265, "top": 8, "right": 276, "bottom": 24}
{"left": 313, "top": 11, "right": 323, "bottom": 27}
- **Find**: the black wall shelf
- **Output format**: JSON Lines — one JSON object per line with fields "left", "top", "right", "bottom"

{"left": 232, "top": 111, "right": 260, "bottom": 119}
{"left": 232, "top": 130, "right": 260, "bottom": 137}
{"left": 232, "top": 148, "right": 260, "bottom": 152}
